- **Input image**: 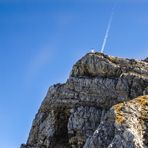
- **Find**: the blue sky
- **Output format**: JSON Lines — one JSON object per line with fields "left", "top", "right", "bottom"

{"left": 0, "top": 0, "right": 148, "bottom": 148}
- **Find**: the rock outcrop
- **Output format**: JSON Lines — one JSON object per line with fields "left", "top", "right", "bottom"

{"left": 21, "top": 52, "right": 148, "bottom": 148}
{"left": 144, "top": 57, "right": 148, "bottom": 63}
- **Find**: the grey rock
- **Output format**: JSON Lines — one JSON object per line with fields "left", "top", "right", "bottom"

{"left": 143, "top": 57, "right": 148, "bottom": 63}
{"left": 21, "top": 52, "right": 148, "bottom": 148}
{"left": 68, "top": 106, "right": 102, "bottom": 147}
{"left": 84, "top": 95, "right": 148, "bottom": 148}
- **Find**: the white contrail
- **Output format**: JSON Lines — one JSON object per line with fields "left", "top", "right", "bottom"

{"left": 100, "top": 5, "right": 116, "bottom": 53}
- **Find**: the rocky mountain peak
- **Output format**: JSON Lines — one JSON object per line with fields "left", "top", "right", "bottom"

{"left": 21, "top": 52, "right": 148, "bottom": 148}
{"left": 71, "top": 52, "right": 148, "bottom": 78}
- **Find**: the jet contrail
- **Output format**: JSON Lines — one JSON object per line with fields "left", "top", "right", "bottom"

{"left": 100, "top": 5, "right": 116, "bottom": 53}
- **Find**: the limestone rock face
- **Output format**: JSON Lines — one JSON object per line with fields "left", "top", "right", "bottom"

{"left": 84, "top": 95, "right": 148, "bottom": 148}
{"left": 21, "top": 52, "right": 148, "bottom": 148}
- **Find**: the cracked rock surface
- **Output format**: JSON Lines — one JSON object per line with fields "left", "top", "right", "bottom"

{"left": 21, "top": 52, "right": 148, "bottom": 148}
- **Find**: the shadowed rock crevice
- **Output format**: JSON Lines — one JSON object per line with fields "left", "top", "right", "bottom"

{"left": 143, "top": 120, "right": 148, "bottom": 146}
{"left": 54, "top": 107, "right": 70, "bottom": 148}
